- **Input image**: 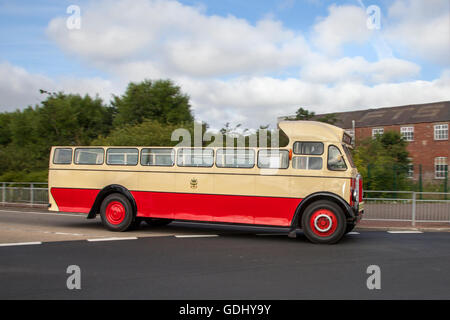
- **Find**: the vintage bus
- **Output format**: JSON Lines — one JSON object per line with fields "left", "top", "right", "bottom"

{"left": 48, "top": 121, "right": 363, "bottom": 244}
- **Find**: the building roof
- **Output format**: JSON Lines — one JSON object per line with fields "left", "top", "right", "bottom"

{"left": 307, "top": 101, "right": 450, "bottom": 129}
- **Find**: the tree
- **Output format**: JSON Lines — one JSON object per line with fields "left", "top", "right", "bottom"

{"left": 112, "top": 79, "right": 194, "bottom": 127}
{"left": 316, "top": 113, "right": 338, "bottom": 125}
{"left": 0, "top": 91, "right": 113, "bottom": 179}
{"left": 352, "top": 131, "right": 410, "bottom": 190}
{"left": 294, "top": 107, "right": 315, "bottom": 120}
{"left": 292, "top": 107, "right": 338, "bottom": 125}
{"left": 36, "top": 92, "right": 113, "bottom": 146}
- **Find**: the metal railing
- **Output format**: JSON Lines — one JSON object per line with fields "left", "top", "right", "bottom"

{"left": 1, "top": 182, "right": 49, "bottom": 206}
{"left": 1, "top": 183, "right": 450, "bottom": 225}
{"left": 363, "top": 190, "right": 450, "bottom": 226}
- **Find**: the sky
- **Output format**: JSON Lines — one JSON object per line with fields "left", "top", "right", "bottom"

{"left": 0, "top": 0, "right": 449, "bottom": 129}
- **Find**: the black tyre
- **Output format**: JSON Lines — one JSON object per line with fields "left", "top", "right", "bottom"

{"left": 301, "top": 200, "right": 346, "bottom": 244}
{"left": 144, "top": 218, "right": 173, "bottom": 227}
{"left": 100, "top": 193, "right": 135, "bottom": 232}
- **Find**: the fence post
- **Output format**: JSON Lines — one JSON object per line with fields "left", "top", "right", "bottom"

{"left": 412, "top": 191, "right": 416, "bottom": 227}
{"left": 445, "top": 170, "right": 448, "bottom": 200}
{"left": 419, "top": 164, "right": 423, "bottom": 199}
{"left": 2, "top": 182, "right": 5, "bottom": 206}
{"left": 30, "top": 183, "right": 34, "bottom": 206}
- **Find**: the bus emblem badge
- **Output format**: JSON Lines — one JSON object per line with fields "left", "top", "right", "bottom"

{"left": 190, "top": 178, "right": 198, "bottom": 189}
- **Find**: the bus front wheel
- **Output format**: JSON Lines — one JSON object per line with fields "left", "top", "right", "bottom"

{"left": 100, "top": 193, "right": 135, "bottom": 232}
{"left": 301, "top": 200, "right": 346, "bottom": 244}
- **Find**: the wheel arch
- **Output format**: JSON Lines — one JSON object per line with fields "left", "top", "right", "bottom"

{"left": 87, "top": 184, "right": 137, "bottom": 219}
{"left": 290, "top": 192, "right": 354, "bottom": 230}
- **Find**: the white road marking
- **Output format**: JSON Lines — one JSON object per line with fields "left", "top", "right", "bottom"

{"left": 54, "top": 232, "right": 84, "bottom": 236}
{"left": 0, "top": 242, "right": 42, "bottom": 247}
{"left": 387, "top": 230, "right": 423, "bottom": 234}
{"left": 0, "top": 209, "right": 83, "bottom": 217}
{"left": 175, "top": 234, "right": 219, "bottom": 238}
{"left": 87, "top": 237, "right": 138, "bottom": 242}
{"left": 347, "top": 232, "right": 360, "bottom": 235}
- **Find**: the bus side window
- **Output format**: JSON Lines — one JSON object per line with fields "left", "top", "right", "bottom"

{"left": 177, "top": 148, "right": 214, "bottom": 167}
{"left": 106, "top": 148, "right": 139, "bottom": 166}
{"left": 257, "top": 150, "right": 289, "bottom": 169}
{"left": 292, "top": 156, "right": 323, "bottom": 170}
{"left": 74, "top": 148, "right": 104, "bottom": 165}
{"left": 327, "top": 145, "right": 347, "bottom": 171}
{"left": 293, "top": 142, "right": 323, "bottom": 155}
{"left": 53, "top": 148, "right": 72, "bottom": 164}
{"left": 216, "top": 149, "right": 255, "bottom": 168}
{"left": 141, "top": 148, "right": 175, "bottom": 166}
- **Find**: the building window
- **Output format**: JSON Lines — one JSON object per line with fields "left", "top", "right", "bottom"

{"left": 400, "top": 127, "right": 414, "bottom": 141}
{"left": 434, "top": 157, "right": 448, "bottom": 179}
{"left": 434, "top": 124, "right": 448, "bottom": 140}
{"left": 406, "top": 158, "right": 413, "bottom": 178}
{"left": 372, "top": 128, "right": 384, "bottom": 138}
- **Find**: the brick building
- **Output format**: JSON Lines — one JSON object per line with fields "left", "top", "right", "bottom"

{"left": 282, "top": 101, "right": 449, "bottom": 183}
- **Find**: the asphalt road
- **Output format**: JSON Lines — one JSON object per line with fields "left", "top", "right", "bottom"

{"left": 0, "top": 207, "right": 449, "bottom": 299}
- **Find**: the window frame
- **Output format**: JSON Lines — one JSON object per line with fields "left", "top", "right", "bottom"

{"left": 327, "top": 144, "right": 348, "bottom": 171}
{"left": 256, "top": 149, "right": 290, "bottom": 170}
{"left": 176, "top": 148, "right": 215, "bottom": 168}
{"left": 292, "top": 141, "right": 324, "bottom": 156}
{"left": 106, "top": 148, "right": 139, "bottom": 166}
{"left": 434, "top": 157, "right": 448, "bottom": 179}
{"left": 74, "top": 148, "right": 105, "bottom": 165}
{"left": 215, "top": 148, "right": 255, "bottom": 169}
{"left": 292, "top": 155, "right": 323, "bottom": 170}
{"left": 140, "top": 148, "right": 175, "bottom": 167}
{"left": 372, "top": 128, "right": 384, "bottom": 138}
{"left": 400, "top": 126, "right": 414, "bottom": 142}
{"left": 406, "top": 157, "right": 414, "bottom": 179}
{"left": 52, "top": 148, "right": 73, "bottom": 165}
{"left": 434, "top": 124, "right": 448, "bottom": 141}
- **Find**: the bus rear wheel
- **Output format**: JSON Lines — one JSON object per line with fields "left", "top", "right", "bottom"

{"left": 301, "top": 200, "right": 346, "bottom": 244}
{"left": 100, "top": 193, "right": 135, "bottom": 232}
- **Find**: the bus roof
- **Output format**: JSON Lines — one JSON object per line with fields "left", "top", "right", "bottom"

{"left": 278, "top": 120, "right": 345, "bottom": 144}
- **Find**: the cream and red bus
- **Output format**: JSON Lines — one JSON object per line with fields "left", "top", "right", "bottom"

{"left": 48, "top": 121, "right": 363, "bottom": 244}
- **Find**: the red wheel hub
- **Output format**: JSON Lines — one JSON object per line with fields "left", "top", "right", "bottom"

{"left": 309, "top": 209, "right": 338, "bottom": 237}
{"left": 105, "top": 201, "right": 126, "bottom": 225}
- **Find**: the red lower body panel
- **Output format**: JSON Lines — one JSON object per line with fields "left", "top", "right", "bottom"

{"left": 51, "top": 188, "right": 100, "bottom": 213}
{"left": 132, "top": 191, "right": 301, "bottom": 227}
{"left": 51, "top": 188, "right": 302, "bottom": 227}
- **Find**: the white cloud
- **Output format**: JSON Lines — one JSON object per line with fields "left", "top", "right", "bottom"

{"left": 0, "top": 62, "right": 119, "bottom": 112}
{"left": 2, "top": 0, "right": 448, "bottom": 131}
{"left": 181, "top": 70, "right": 450, "bottom": 129}
{"left": 300, "top": 56, "right": 420, "bottom": 84}
{"left": 312, "top": 4, "right": 371, "bottom": 56}
{"left": 384, "top": 0, "right": 450, "bottom": 66}
{"left": 46, "top": 0, "right": 312, "bottom": 78}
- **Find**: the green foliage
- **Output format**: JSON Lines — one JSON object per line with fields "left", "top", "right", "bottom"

{"left": 352, "top": 131, "right": 410, "bottom": 190}
{"left": 316, "top": 113, "right": 338, "bottom": 125}
{"left": 112, "top": 79, "right": 194, "bottom": 127}
{"left": 36, "top": 92, "right": 113, "bottom": 145}
{"left": 92, "top": 119, "right": 189, "bottom": 146}
{"left": 294, "top": 107, "right": 315, "bottom": 120}
{"left": 0, "top": 92, "right": 113, "bottom": 178}
{"left": 0, "top": 170, "right": 48, "bottom": 182}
